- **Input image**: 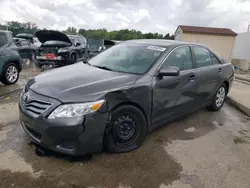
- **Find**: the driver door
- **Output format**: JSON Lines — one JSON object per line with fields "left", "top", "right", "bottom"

{"left": 152, "top": 46, "right": 197, "bottom": 126}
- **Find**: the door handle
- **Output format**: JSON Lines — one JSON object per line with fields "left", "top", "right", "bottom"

{"left": 188, "top": 75, "right": 196, "bottom": 81}
{"left": 218, "top": 68, "right": 222, "bottom": 74}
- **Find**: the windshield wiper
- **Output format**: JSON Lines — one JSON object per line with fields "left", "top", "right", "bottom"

{"left": 82, "top": 59, "right": 91, "bottom": 66}
{"left": 93, "top": 65, "right": 113, "bottom": 71}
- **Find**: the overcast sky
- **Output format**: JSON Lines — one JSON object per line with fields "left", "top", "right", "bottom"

{"left": 0, "top": 0, "right": 250, "bottom": 34}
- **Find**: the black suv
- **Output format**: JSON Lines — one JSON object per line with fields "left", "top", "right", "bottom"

{"left": 35, "top": 30, "right": 88, "bottom": 67}
{"left": 0, "top": 30, "right": 22, "bottom": 85}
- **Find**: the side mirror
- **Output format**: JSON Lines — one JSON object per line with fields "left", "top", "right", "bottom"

{"left": 158, "top": 66, "right": 180, "bottom": 77}
{"left": 75, "top": 42, "right": 81, "bottom": 46}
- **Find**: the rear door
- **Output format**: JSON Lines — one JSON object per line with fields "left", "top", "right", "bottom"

{"left": 152, "top": 45, "right": 197, "bottom": 126}
{"left": 190, "top": 45, "right": 222, "bottom": 107}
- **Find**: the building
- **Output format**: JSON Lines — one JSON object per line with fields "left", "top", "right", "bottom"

{"left": 231, "top": 32, "right": 250, "bottom": 71}
{"left": 232, "top": 32, "right": 250, "bottom": 60}
{"left": 174, "top": 25, "right": 237, "bottom": 61}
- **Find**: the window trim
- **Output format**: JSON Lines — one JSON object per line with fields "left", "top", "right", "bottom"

{"left": 210, "top": 52, "right": 222, "bottom": 65}
{"left": 190, "top": 45, "right": 214, "bottom": 69}
{"left": 155, "top": 45, "right": 195, "bottom": 75}
{"left": 0, "top": 33, "right": 7, "bottom": 47}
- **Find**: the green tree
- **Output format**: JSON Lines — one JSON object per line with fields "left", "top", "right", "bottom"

{"left": 63, "top": 27, "right": 77, "bottom": 35}
{"left": 0, "top": 20, "right": 175, "bottom": 40}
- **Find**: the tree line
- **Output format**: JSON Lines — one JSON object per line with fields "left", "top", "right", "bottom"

{"left": 0, "top": 21, "right": 174, "bottom": 40}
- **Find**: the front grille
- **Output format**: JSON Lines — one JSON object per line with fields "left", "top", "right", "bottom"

{"left": 22, "top": 100, "right": 52, "bottom": 118}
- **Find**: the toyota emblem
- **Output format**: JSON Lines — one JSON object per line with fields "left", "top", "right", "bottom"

{"left": 23, "top": 92, "right": 30, "bottom": 102}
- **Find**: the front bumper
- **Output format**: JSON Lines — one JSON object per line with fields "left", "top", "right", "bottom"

{"left": 36, "top": 55, "right": 68, "bottom": 66}
{"left": 19, "top": 90, "right": 109, "bottom": 156}
{"left": 36, "top": 56, "right": 64, "bottom": 61}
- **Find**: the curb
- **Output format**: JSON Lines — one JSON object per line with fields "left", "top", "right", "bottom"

{"left": 235, "top": 75, "right": 250, "bottom": 82}
{"left": 0, "top": 88, "right": 22, "bottom": 99}
{"left": 226, "top": 95, "right": 250, "bottom": 116}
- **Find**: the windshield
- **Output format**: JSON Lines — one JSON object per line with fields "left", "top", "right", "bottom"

{"left": 89, "top": 43, "right": 166, "bottom": 74}
{"left": 68, "top": 36, "right": 75, "bottom": 44}
{"left": 0, "top": 32, "right": 7, "bottom": 47}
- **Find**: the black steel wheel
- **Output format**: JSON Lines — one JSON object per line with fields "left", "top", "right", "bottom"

{"left": 105, "top": 105, "right": 147, "bottom": 153}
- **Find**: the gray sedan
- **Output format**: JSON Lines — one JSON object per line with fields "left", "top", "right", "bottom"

{"left": 19, "top": 39, "right": 234, "bottom": 156}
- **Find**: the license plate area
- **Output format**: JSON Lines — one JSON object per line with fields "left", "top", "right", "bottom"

{"left": 45, "top": 54, "right": 55, "bottom": 60}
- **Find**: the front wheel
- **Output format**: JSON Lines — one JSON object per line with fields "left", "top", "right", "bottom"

{"left": 0, "top": 63, "right": 19, "bottom": 85}
{"left": 207, "top": 83, "right": 227, "bottom": 111}
{"left": 105, "top": 105, "right": 147, "bottom": 153}
{"left": 69, "top": 53, "right": 76, "bottom": 65}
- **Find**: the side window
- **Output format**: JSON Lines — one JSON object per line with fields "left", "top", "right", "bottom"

{"left": 193, "top": 47, "right": 212, "bottom": 68}
{"left": 0, "top": 33, "right": 7, "bottom": 47}
{"left": 162, "top": 46, "right": 193, "bottom": 71}
{"left": 211, "top": 53, "right": 221, "bottom": 65}
{"left": 77, "top": 36, "right": 82, "bottom": 44}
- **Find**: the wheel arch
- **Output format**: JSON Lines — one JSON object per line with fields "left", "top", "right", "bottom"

{"left": 70, "top": 51, "right": 76, "bottom": 58}
{"left": 222, "top": 80, "right": 229, "bottom": 94}
{"left": 1, "top": 60, "right": 21, "bottom": 76}
{"left": 109, "top": 101, "right": 148, "bottom": 130}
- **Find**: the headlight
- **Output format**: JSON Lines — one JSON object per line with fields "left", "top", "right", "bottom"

{"left": 58, "top": 48, "right": 68, "bottom": 53}
{"left": 48, "top": 100, "right": 105, "bottom": 119}
{"left": 98, "top": 46, "right": 102, "bottom": 52}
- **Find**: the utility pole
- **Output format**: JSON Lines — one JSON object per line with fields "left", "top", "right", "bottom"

{"left": 5, "top": 20, "right": 8, "bottom": 30}
{"left": 248, "top": 24, "right": 250, "bottom": 32}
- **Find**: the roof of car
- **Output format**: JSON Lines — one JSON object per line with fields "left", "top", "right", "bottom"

{"left": 14, "top": 37, "right": 26, "bottom": 40}
{"left": 124, "top": 39, "right": 189, "bottom": 47}
{"left": 0, "top": 30, "right": 13, "bottom": 34}
{"left": 16, "top": 33, "right": 34, "bottom": 37}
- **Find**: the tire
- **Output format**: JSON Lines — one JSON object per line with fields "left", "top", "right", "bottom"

{"left": 207, "top": 83, "right": 227, "bottom": 111}
{"left": 0, "top": 63, "right": 19, "bottom": 85}
{"left": 69, "top": 53, "right": 76, "bottom": 65}
{"left": 105, "top": 105, "right": 147, "bottom": 153}
{"left": 34, "top": 60, "right": 42, "bottom": 68}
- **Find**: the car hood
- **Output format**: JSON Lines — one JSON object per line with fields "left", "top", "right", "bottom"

{"left": 35, "top": 30, "right": 72, "bottom": 44}
{"left": 28, "top": 63, "right": 139, "bottom": 102}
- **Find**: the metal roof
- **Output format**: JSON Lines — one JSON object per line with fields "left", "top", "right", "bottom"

{"left": 177, "top": 25, "right": 237, "bottom": 36}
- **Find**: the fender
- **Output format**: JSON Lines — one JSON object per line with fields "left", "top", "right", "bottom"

{"left": 0, "top": 49, "right": 22, "bottom": 77}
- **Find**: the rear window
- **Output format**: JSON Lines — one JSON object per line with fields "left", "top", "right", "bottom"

{"left": 0, "top": 32, "right": 7, "bottom": 47}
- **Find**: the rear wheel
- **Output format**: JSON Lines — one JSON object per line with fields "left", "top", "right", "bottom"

{"left": 105, "top": 105, "right": 147, "bottom": 153}
{"left": 0, "top": 63, "right": 19, "bottom": 85}
{"left": 207, "top": 83, "right": 227, "bottom": 111}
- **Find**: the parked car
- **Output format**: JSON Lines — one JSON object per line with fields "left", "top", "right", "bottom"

{"left": 35, "top": 30, "right": 88, "bottom": 67}
{"left": 104, "top": 39, "right": 118, "bottom": 49}
{"left": 16, "top": 33, "right": 41, "bottom": 47}
{"left": 0, "top": 30, "right": 22, "bottom": 85}
{"left": 88, "top": 38, "right": 106, "bottom": 58}
{"left": 33, "top": 37, "right": 41, "bottom": 47}
{"left": 14, "top": 37, "right": 37, "bottom": 61}
{"left": 19, "top": 39, "right": 234, "bottom": 156}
